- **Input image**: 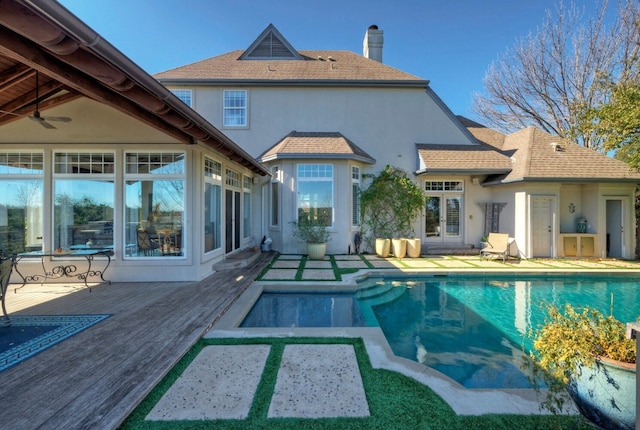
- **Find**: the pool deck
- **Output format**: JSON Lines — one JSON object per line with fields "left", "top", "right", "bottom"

{"left": 2, "top": 252, "right": 638, "bottom": 428}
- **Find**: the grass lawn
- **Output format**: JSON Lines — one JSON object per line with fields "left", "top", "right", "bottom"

{"left": 120, "top": 337, "right": 593, "bottom": 430}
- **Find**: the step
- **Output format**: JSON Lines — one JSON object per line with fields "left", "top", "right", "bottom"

{"left": 213, "top": 249, "right": 262, "bottom": 271}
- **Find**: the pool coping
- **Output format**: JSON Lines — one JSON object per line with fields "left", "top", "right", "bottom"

{"left": 208, "top": 268, "right": 633, "bottom": 416}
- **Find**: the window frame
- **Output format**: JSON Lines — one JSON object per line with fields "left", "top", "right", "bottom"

{"left": 296, "top": 163, "right": 334, "bottom": 227}
{"left": 351, "top": 165, "right": 361, "bottom": 227}
{"left": 222, "top": 89, "right": 248, "bottom": 128}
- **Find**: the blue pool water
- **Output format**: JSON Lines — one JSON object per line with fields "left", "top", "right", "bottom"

{"left": 240, "top": 275, "right": 639, "bottom": 389}
{"left": 366, "top": 275, "right": 640, "bottom": 389}
{"left": 240, "top": 292, "right": 366, "bottom": 327}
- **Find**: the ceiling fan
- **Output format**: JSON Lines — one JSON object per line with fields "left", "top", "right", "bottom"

{"left": 28, "top": 71, "right": 72, "bottom": 129}
{"left": 0, "top": 71, "right": 71, "bottom": 129}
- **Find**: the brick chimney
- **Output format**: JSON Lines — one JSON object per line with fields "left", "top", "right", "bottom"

{"left": 363, "top": 25, "right": 383, "bottom": 63}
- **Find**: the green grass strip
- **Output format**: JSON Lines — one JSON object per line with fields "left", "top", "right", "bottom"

{"left": 120, "top": 337, "right": 590, "bottom": 430}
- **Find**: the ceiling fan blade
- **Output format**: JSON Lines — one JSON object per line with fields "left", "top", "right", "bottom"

{"left": 29, "top": 114, "right": 56, "bottom": 129}
{"left": 42, "top": 116, "right": 72, "bottom": 123}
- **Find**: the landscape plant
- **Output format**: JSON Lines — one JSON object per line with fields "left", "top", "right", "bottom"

{"left": 359, "top": 165, "right": 427, "bottom": 252}
{"left": 527, "top": 303, "right": 636, "bottom": 428}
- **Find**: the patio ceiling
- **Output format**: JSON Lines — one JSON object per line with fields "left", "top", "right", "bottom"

{"left": 0, "top": 0, "right": 268, "bottom": 175}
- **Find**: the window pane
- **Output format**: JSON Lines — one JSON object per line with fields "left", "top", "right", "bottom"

{"left": 0, "top": 153, "right": 44, "bottom": 175}
{"left": 125, "top": 179, "right": 184, "bottom": 257}
{"left": 54, "top": 180, "right": 114, "bottom": 250}
{"left": 204, "top": 182, "right": 221, "bottom": 252}
{"left": 171, "top": 89, "right": 192, "bottom": 107}
{"left": 126, "top": 152, "right": 185, "bottom": 175}
{"left": 352, "top": 183, "right": 360, "bottom": 226}
{"left": 271, "top": 182, "right": 279, "bottom": 226}
{"left": 297, "top": 181, "right": 332, "bottom": 226}
{"left": 0, "top": 180, "right": 43, "bottom": 255}
{"left": 223, "top": 90, "right": 247, "bottom": 126}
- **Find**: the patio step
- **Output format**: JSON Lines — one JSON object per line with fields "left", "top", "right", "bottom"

{"left": 213, "top": 248, "right": 264, "bottom": 271}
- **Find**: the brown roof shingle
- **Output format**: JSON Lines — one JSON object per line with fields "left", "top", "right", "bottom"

{"left": 416, "top": 142, "right": 512, "bottom": 174}
{"left": 259, "top": 131, "right": 375, "bottom": 163}
{"left": 155, "top": 50, "right": 426, "bottom": 84}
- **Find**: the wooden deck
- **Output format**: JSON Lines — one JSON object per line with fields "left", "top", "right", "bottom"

{"left": 0, "top": 252, "right": 274, "bottom": 430}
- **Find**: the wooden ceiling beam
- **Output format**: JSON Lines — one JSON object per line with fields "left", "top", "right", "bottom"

{"left": 0, "top": 28, "right": 194, "bottom": 143}
{"left": 0, "top": 62, "right": 33, "bottom": 89}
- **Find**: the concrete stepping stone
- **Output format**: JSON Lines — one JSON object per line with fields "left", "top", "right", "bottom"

{"left": 268, "top": 344, "right": 370, "bottom": 418}
{"left": 146, "top": 345, "right": 270, "bottom": 421}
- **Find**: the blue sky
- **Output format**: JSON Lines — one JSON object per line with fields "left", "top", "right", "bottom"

{"left": 59, "top": 0, "right": 604, "bottom": 121}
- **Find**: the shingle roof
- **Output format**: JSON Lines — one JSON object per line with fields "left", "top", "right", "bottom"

{"left": 460, "top": 117, "right": 640, "bottom": 183}
{"left": 155, "top": 50, "right": 426, "bottom": 85}
{"left": 416, "top": 142, "right": 512, "bottom": 174}
{"left": 259, "top": 131, "right": 376, "bottom": 163}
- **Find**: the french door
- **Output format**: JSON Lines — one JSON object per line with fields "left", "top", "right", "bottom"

{"left": 425, "top": 195, "right": 462, "bottom": 243}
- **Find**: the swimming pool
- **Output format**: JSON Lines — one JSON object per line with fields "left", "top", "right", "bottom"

{"left": 239, "top": 274, "right": 639, "bottom": 389}
{"left": 361, "top": 274, "right": 640, "bottom": 389}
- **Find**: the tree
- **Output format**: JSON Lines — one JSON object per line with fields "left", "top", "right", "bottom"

{"left": 472, "top": 0, "right": 640, "bottom": 150}
{"left": 577, "top": 80, "right": 640, "bottom": 168}
{"left": 359, "top": 165, "right": 426, "bottom": 250}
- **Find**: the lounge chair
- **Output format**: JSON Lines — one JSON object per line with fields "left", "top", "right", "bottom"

{"left": 480, "top": 233, "right": 510, "bottom": 263}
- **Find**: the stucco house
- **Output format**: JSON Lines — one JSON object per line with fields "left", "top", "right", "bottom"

{"left": 0, "top": 0, "right": 268, "bottom": 282}
{"left": 157, "top": 24, "right": 640, "bottom": 260}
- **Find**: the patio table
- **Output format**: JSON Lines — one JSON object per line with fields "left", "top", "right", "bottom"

{"left": 14, "top": 248, "right": 113, "bottom": 292}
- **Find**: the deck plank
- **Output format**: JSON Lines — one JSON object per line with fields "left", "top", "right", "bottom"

{"left": 0, "top": 252, "right": 274, "bottom": 430}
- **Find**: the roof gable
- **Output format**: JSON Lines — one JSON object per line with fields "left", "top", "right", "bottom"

{"left": 239, "top": 24, "right": 303, "bottom": 60}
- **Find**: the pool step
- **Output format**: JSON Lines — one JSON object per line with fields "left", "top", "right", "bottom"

{"left": 357, "top": 284, "right": 407, "bottom": 326}
{"left": 357, "top": 282, "right": 394, "bottom": 300}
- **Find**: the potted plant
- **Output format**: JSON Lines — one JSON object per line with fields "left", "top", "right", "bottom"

{"left": 359, "top": 165, "right": 427, "bottom": 257}
{"left": 528, "top": 304, "right": 636, "bottom": 430}
{"left": 290, "top": 219, "right": 331, "bottom": 260}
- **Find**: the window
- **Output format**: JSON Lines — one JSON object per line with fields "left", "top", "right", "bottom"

{"left": 53, "top": 152, "right": 115, "bottom": 251}
{"left": 225, "top": 168, "right": 240, "bottom": 188}
{"left": 243, "top": 176, "right": 252, "bottom": 239}
{"left": 170, "top": 89, "right": 192, "bottom": 107}
{"left": 425, "top": 181, "right": 464, "bottom": 192}
{"left": 351, "top": 166, "right": 361, "bottom": 226}
{"left": 223, "top": 90, "right": 247, "bottom": 127}
{"left": 270, "top": 166, "right": 279, "bottom": 227}
{"left": 204, "top": 158, "right": 222, "bottom": 253}
{"left": 0, "top": 152, "right": 44, "bottom": 255}
{"left": 297, "top": 164, "right": 333, "bottom": 226}
{"left": 125, "top": 152, "right": 185, "bottom": 257}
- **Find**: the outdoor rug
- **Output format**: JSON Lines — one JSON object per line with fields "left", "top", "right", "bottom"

{"left": 0, "top": 314, "right": 110, "bottom": 372}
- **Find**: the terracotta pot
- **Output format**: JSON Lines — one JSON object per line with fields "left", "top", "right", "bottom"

{"left": 568, "top": 356, "right": 635, "bottom": 430}
{"left": 391, "top": 238, "right": 407, "bottom": 258}
{"left": 307, "top": 242, "right": 326, "bottom": 260}
{"left": 406, "top": 238, "right": 421, "bottom": 258}
{"left": 375, "top": 238, "right": 390, "bottom": 258}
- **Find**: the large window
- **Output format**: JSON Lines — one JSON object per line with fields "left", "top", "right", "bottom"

{"left": 297, "top": 164, "right": 333, "bottom": 226}
{"left": 204, "top": 157, "right": 222, "bottom": 253}
{"left": 125, "top": 152, "right": 185, "bottom": 257}
{"left": 223, "top": 90, "right": 247, "bottom": 127}
{"left": 53, "top": 152, "right": 115, "bottom": 251}
{"left": 0, "top": 152, "right": 43, "bottom": 255}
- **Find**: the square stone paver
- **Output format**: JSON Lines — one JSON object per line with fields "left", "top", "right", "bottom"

{"left": 367, "top": 259, "right": 400, "bottom": 268}
{"left": 261, "top": 269, "right": 298, "bottom": 280}
{"left": 301, "top": 269, "right": 336, "bottom": 280}
{"left": 146, "top": 345, "right": 270, "bottom": 421}
{"left": 304, "top": 260, "right": 332, "bottom": 269}
{"left": 333, "top": 255, "right": 364, "bottom": 261}
{"left": 271, "top": 260, "right": 301, "bottom": 269}
{"left": 335, "top": 260, "right": 369, "bottom": 269}
{"left": 268, "top": 344, "right": 370, "bottom": 418}
{"left": 278, "top": 254, "right": 303, "bottom": 260}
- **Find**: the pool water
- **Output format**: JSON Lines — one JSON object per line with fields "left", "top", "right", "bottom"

{"left": 240, "top": 292, "right": 366, "bottom": 327}
{"left": 365, "top": 275, "right": 640, "bottom": 389}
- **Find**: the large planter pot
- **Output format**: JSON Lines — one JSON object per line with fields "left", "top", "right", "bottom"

{"left": 406, "top": 238, "right": 421, "bottom": 258}
{"left": 375, "top": 238, "right": 391, "bottom": 258}
{"left": 568, "top": 357, "right": 636, "bottom": 430}
{"left": 307, "top": 242, "right": 326, "bottom": 260}
{"left": 391, "top": 238, "right": 407, "bottom": 258}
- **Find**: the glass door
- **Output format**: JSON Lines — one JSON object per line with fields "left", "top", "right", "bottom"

{"left": 425, "top": 195, "right": 462, "bottom": 242}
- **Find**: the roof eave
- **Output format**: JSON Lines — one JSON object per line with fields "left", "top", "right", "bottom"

{"left": 159, "top": 78, "right": 430, "bottom": 88}
{"left": 415, "top": 168, "right": 512, "bottom": 176}
{"left": 260, "top": 153, "right": 376, "bottom": 164}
